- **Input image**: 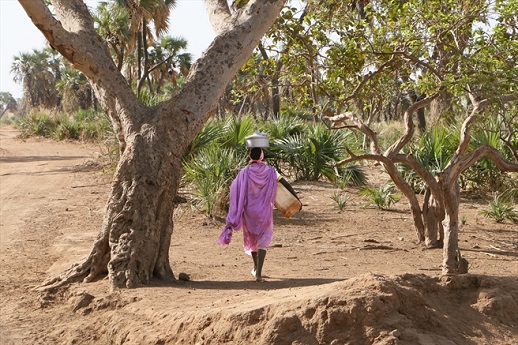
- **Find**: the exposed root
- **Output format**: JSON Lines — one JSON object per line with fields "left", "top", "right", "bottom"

{"left": 35, "top": 246, "right": 110, "bottom": 291}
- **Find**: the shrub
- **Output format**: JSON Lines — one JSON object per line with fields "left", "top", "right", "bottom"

{"left": 339, "top": 164, "right": 367, "bottom": 187}
{"left": 15, "top": 109, "right": 112, "bottom": 141}
{"left": 274, "top": 123, "right": 357, "bottom": 181}
{"left": 360, "top": 184, "right": 400, "bottom": 210}
{"left": 17, "top": 111, "right": 56, "bottom": 138}
{"left": 182, "top": 146, "right": 246, "bottom": 217}
{"left": 330, "top": 191, "right": 348, "bottom": 211}
{"left": 464, "top": 116, "right": 517, "bottom": 193}
{"left": 480, "top": 192, "right": 517, "bottom": 223}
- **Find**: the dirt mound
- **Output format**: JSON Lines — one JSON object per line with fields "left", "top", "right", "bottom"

{"left": 1, "top": 127, "right": 517, "bottom": 344}
{"left": 28, "top": 273, "right": 518, "bottom": 345}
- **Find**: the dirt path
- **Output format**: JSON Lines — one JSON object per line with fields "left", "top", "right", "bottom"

{"left": 0, "top": 126, "right": 517, "bottom": 344}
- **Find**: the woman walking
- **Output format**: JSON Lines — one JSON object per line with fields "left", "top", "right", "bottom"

{"left": 218, "top": 133, "right": 278, "bottom": 282}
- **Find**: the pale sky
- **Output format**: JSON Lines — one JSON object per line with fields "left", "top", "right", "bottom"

{"left": 0, "top": 0, "right": 215, "bottom": 99}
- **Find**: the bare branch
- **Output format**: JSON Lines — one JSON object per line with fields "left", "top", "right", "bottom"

{"left": 452, "top": 93, "right": 518, "bottom": 164}
{"left": 392, "top": 154, "right": 443, "bottom": 205}
{"left": 453, "top": 145, "right": 518, "bottom": 180}
{"left": 325, "top": 112, "right": 381, "bottom": 155}
{"left": 384, "top": 93, "right": 439, "bottom": 157}
{"left": 334, "top": 151, "right": 426, "bottom": 242}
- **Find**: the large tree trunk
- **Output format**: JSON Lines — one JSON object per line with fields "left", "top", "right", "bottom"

{"left": 22, "top": 0, "right": 287, "bottom": 290}
{"left": 42, "top": 107, "right": 186, "bottom": 288}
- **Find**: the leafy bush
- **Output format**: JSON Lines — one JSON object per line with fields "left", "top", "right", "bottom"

{"left": 54, "top": 117, "right": 81, "bottom": 140}
{"left": 15, "top": 109, "right": 112, "bottom": 141}
{"left": 463, "top": 116, "right": 517, "bottom": 193}
{"left": 220, "top": 115, "right": 257, "bottom": 151}
{"left": 183, "top": 118, "right": 225, "bottom": 160}
{"left": 182, "top": 146, "right": 246, "bottom": 217}
{"left": 480, "top": 191, "right": 517, "bottom": 223}
{"left": 330, "top": 191, "right": 348, "bottom": 211}
{"left": 339, "top": 164, "right": 368, "bottom": 187}
{"left": 17, "top": 111, "right": 56, "bottom": 138}
{"left": 274, "top": 123, "right": 357, "bottom": 181}
{"left": 360, "top": 184, "right": 400, "bottom": 210}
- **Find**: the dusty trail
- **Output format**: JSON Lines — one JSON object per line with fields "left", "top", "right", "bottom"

{"left": 0, "top": 125, "right": 516, "bottom": 344}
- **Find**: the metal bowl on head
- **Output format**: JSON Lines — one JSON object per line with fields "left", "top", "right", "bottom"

{"left": 245, "top": 131, "right": 270, "bottom": 148}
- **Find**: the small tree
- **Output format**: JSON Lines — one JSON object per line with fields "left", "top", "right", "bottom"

{"left": 328, "top": 94, "right": 518, "bottom": 275}
{"left": 308, "top": 0, "right": 518, "bottom": 275}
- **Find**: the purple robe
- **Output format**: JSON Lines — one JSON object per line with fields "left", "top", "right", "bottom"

{"left": 218, "top": 162, "right": 277, "bottom": 254}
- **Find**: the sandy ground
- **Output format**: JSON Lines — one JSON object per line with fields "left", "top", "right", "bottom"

{"left": 0, "top": 125, "right": 517, "bottom": 345}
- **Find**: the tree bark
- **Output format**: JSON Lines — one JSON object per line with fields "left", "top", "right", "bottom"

{"left": 21, "top": 0, "right": 287, "bottom": 290}
{"left": 422, "top": 187, "right": 444, "bottom": 248}
{"left": 440, "top": 179, "right": 468, "bottom": 274}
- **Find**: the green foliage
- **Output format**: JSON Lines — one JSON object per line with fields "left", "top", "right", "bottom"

{"left": 0, "top": 92, "right": 17, "bottom": 113}
{"left": 183, "top": 118, "right": 225, "bottom": 160}
{"left": 360, "top": 184, "right": 400, "bottom": 210}
{"left": 274, "top": 123, "right": 356, "bottom": 181}
{"left": 339, "top": 164, "right": 368, "bottom": 187}
{"left": 261, "top": 114, "right": 305, "bottom": 172}
{"left": 462, "top": 115, "right": 517, "bottom": 193}
{"left": 330, "top": 191, "right": 348, "bottom": 212}
{"left": 400, "top": 125, "right": 458, "bottom": 193}
{"left": 261, "top": 113, "right": 305, "bottom": 141}
{"left": 220, "top": 115, "right": 257, "bottom": 151}
{"left": 182, "top": 146, "right": 245, "bottom": 217}
{"left": 11, "top": 48, "right": 63, "bottom": 110}
{"left": 181, "top": 115, "right": 266, "bottom": 217}
{"left": 373, "top": 121, "right": 406, "bottom": 152}
{"left": 17, "top": 111, "right": 55, "bottom": 138}
{"left": 0, "top": 115, "right": 14, "bottom": 126}
{"left": 15, "top": 109, "right": 112, "bottom": 141}
{"left": 480, "top": 192, "right": 518, "bottom": 223}
{"left": 181, "top": 115, "right": 363, "bottom": 217}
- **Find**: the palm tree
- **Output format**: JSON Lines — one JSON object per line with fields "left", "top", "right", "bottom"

{"left": 56, "top": 66, "right": 94, "bottom": 113}
{"left": 146, "top": 36, "right": 192, "bottom": 95}
{"left": 93, "top": 2, "right": 131, "bottom": 72}
{"left": 112, "top": 0, "right": 177, "bottom": 91}
{"left": 11, "top": 48, "right": 62, "bottom": 110}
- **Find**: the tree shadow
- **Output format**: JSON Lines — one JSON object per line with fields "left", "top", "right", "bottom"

{"left": 150, "top": 276, "right": 345, "bottom": 291}
{"left": 461, "top": 247, "right": 518, "bottom": 258}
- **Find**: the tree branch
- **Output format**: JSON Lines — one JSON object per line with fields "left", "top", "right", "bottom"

{"left": 450, "top": 93, "right": 518, "bottom": 170}
{"left": 456, "top": 145, "right": 518, "bottom": 179}
{"left": 324, "top": 112, "right": 381, "bottom": 155}
{"left": 206, "top": 0, "right": 232, "bottom": 35}
{"left": 384, "top": 93, "right": 439, "bottom": 157}
{"left": 334, "top": 151, "right": 426, "bottom": 242}
{"left": 343, "top": 56, "right": 397, "bottom": 104}
{"left": 168, "top": 0, "right": 286, "bottom": 137}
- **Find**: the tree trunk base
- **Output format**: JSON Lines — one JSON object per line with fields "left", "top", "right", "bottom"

{"left": 35, "top": 255, "right": 107, "bottom": 291}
